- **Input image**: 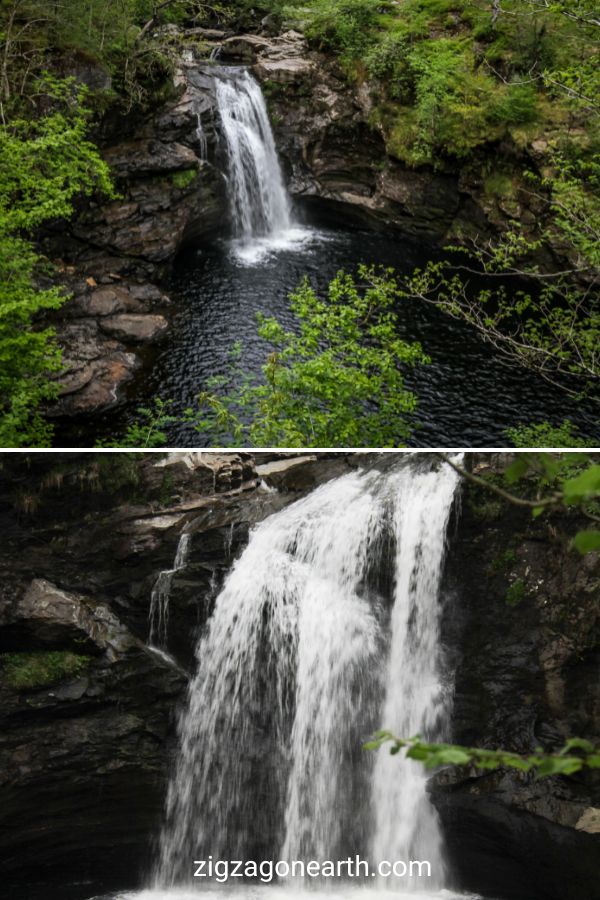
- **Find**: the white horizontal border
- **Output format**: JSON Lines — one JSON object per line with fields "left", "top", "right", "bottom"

{"left": 0, "top": 447, "right": 597, "bottom": 454}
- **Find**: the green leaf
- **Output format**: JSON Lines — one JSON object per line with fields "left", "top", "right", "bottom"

{"left": 563, "top": 466, "right": 600, "bottom": 504}
{"left": 572, "top": 530, "right": 600, "bottom": 554}
{"left": 505, "top": 456, "right": 531, "bottom": 484}
{"left": 536, "top": 756, "right": 583, "bottom": 777}
{"left": 561, "top": 738, "right": 595, "bottom": 754}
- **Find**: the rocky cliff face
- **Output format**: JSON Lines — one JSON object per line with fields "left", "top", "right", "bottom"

{"left": 47, "top": 55, "right": 229, "bottom": 419}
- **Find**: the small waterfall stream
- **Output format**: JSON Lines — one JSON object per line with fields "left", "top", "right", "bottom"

{"left": 153, "top": 457, "right": 462, "bottom": 893}
{"left": 148, "top": 533, "right": 191, "bottom": 648}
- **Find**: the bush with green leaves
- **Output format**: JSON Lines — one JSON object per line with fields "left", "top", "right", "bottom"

{"left": 289, "top": 0, "right": 391, "bottom": 65}
{"left": 0, "top": 78, "right": 113, "bottom": 447}
{"left": 189, "top": 266, "right": 428, "bottom": 448}
{"left": 97, "top": 399, "right": 178, "bottom": 448}
{"left": 507, "top": 420, "right": 597, "bottom": 449}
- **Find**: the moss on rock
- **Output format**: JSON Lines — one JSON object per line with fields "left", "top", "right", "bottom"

{"left": 0, "top": 651, "right": 91, "bottom": 691}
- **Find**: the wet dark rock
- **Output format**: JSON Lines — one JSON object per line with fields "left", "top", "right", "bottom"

{"left": 72, "top": 158, "right": 225, "bottom": 264}
{"left": 0, "top": 635, "right": 185, "bottom": 899}
{"left": 435, "top": 487, "right": 600, "bottom": 900}
{"left": 103, "top": 139, "right": 199, "bottom": 178}
{"left": 50, "top": 281, "right": 171, "bottom": 416}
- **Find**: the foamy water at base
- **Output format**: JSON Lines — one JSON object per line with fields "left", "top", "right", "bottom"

{"left": 94, "top": 888, "right": 482, "bottom": 900}
{"left": 229, "top": 225, "right": 323, "bottom": 264}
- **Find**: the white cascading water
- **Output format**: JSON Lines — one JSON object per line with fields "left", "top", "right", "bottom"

{"left": 371, "top": 466, "right": 460, "bottom": 889}
{"left": 148, "top": 533, "right": 191, "bottom": 648}
{"left": 214, "top": 69, "right": 292, "bottom": 240}
{"left": 153, "top": 456, "right": 462, "bottom": 895}
{"left": 212, "top": 69, "right": 314, "bottom": 262}
{"left": 195, "top": 107, "right": 208, "bottom": 161}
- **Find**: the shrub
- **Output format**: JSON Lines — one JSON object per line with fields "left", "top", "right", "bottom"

{"left": 490, "top": 83, "right": 539, "bottom": 126}
{"left": 301, "top": 0, "right": 392, "bottom": 62}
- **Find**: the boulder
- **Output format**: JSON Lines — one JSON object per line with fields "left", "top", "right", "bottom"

{"left": 220, "top": 34, "right": 275, "bottom": 61}
{"left": 99, "top": 313, "right": 168, "bottom": 342}
{"left": 0, "top": 579, "right": 135, "bottom": 655}
{"left": 255, "top": 57, "right": 315, "bottom": 84}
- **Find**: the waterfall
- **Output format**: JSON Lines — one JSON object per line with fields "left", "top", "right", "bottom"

{"left": 214, "top": 69, "right": 293, "bottom": 246}
{"left": 154, "top": 457, "right": 461, "bottom": 890}
{"left": 148, "top": 533, "right": 191, "bottom": 648}
{"left": 371, "top": 466, "right": 460, "bottom": 889}
{"left": 195, "top": 107, "right": 208, "bottom": 161}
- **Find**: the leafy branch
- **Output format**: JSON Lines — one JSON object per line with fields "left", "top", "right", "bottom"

{"left": 364, "top": 731, "right": 600, "bottom": 777}
{"left": 438, "top": 452, "right": 600, "bottom": 552}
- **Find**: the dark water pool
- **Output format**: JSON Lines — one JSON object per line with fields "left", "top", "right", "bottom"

{"left": 78, "top": 222, "right": 599, "bottom": 447}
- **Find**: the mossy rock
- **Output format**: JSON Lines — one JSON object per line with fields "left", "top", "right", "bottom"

{"left": 0, "top": 651, "right": 92, "bottom": 691}
{"left": 171, "top": 168, "right": 198, "bottom": 190}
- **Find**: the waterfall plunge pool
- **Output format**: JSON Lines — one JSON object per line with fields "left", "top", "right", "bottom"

{"left": 86, "top": 220, "right": 600, "bottom": 448}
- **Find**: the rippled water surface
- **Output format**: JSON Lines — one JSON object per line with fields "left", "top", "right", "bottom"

{"left": 88, "top": 223, "right": 598, "bottom": 447}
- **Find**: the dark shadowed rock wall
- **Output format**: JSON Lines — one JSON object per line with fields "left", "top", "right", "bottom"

{"left": 436, "top": 457, "right": 600, "bottom": 900}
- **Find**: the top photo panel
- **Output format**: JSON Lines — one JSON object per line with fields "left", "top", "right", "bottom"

{"left": 2, "top": 0, "right": 599, "bottom": 450}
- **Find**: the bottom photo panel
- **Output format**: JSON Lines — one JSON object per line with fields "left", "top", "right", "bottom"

{"left": 0, "top": 450, "right": 599, "bottom": 900}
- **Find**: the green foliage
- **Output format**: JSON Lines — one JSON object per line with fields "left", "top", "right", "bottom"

{"left": 369, "top": 39, "right": 539, "bottom": 166}
{"left": 0, "top": 651, "right": 91, "bottom": 690}
{"left": 446, "top": 453, "right": 600, "bottom": 557}
{"left": 97, "top": 399, "right": 178, "bottom": 448}
{"left": 364, "top": 730, "right": 600, "bottom": 777}
{"left": 191, "top": 266, "right": 428, "bottom": 448}
{"left": 291, "top": 0, "right": 391, "bottom": 65}
{"left": 0, "top": 79, "right": 113, "bottom": 447}
{"left": 572, "top": 530, "right": 600, "bottom": 553}
{"left": 507, "top": 420, "right": 596, "bottom": 449}
{"left": 489, "top": 547, "right": 517, "bottom": 574}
